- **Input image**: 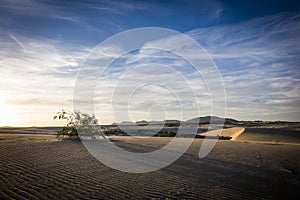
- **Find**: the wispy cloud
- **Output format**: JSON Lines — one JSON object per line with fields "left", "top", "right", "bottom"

{"left": 90, "top": 0, "right": 148, "bottom": 13}
{"left": 7, "top": 33, "right": 28, "bottom": 53}
{"left": 89, "top": 35, "right": 224, "bottom": 123}
{"left": 62, "top": 13, "right": 300, "bottom": 123}
{"left": 0, "top": 32, "right": 90, "bottom": 125}
{"left": 0, "top": 0, "right": 148, "bottom": 24}
{"left": 187, "top": 12, "right": 300, "bottom": 121}
{"left": 1, "top": 9, "right": 299, "bottom": 125}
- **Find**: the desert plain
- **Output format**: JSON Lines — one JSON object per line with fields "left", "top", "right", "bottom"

{"left": 0, "top": 124, "right": 300, "bottom": 199}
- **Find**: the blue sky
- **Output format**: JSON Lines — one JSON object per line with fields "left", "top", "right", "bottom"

{"left": 2, "top": 0, "right": 300, "bottom": 44}
{"left": 0, "top": 0, "right": 299, "bottom": 126}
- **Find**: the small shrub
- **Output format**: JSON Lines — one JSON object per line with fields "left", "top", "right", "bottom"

{"left": 154, "top": 131, "right": 176, "bottom": 137}
{"left": 53, "top": 109, "right": 104, "bottom": 139}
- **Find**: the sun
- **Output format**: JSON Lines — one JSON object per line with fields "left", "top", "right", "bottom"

{"left": 0, "top": 93, "right": 15, "bottom": 126}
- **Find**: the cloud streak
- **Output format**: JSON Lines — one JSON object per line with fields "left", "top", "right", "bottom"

{"left": 187, "top": 12, "right": 300, "bottom": 121}
{"left": 0, "top": 32, "right": 89, "bottom": 125}
{"left": 0, "top": 11, "right": 299, "bottom": 126}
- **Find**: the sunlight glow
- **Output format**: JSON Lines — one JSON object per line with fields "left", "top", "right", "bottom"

{"left": 0, "top": 93, "right": 15, "bottom": 126}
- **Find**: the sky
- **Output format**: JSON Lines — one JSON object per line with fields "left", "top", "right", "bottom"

{"left": 0, "top": 0, "right": 300, "bottom": 126}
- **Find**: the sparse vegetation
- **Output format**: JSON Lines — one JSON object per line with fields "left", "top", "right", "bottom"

{"left": 154, "top": 131, "right": 176, "bottom": 137}
{"left": 53, "top": 109, "right": 101, "bottom": 139}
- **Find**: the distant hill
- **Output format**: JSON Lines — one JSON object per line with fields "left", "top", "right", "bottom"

{"left": 185, "top": 116, "right": 239, "bottom": 125}
{"left": 111, "top": 116, "right": 300, "bottom": 127}
{"left": 113, "top": 116, "right": 239, "bottom": 126}
{"left": 136, "top": 120, "right": 149, "bottom": 126}
{"left": 119, "top": 121, "right": 135, "bottom": 125}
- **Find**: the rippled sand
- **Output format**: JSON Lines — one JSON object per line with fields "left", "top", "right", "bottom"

{"left": 0, "top": 134, "right": 299, "bottom": 199}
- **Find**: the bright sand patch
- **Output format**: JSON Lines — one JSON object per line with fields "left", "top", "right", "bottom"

{"left": 0, "top": 133, "right": 300, "bottom": 199}
{"left": 203, "top": 127, "right": 245, "bottom": 140}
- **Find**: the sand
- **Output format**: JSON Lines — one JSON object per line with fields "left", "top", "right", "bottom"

{"left": 237, "top": 127, "right": 300, "bottom": 144}
{"left": 203, "top": 127, "right": 245, "bottom": 140}
{"left": 1, "top": 133, "right": 300, "bottom": 199}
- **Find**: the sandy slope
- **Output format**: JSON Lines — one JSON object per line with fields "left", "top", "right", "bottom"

{"left": 0, "top": 134, "right": 299, "bottom": 199}
{"left": 202, "top": 127, "right": 245, "bottom": 140}
{"left": 237, "top": 127, "right": 300, "bottom": 144}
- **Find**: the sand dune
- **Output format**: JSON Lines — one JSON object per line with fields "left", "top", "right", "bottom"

{"left": 202, "top": 126, "right": 300, "bottom": 144}
{"left": 237, "top": 127, "right": 300, "bottom": 144}
{"left": 1, "top": 133, "right": 299, "bottom": 199}
{"left": 203, "top": 127, "right": 245, "bottom": 140}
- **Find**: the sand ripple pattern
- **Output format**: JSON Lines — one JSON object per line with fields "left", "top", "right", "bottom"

{"left": 0, "top": 134, "right": 299, "bottom": 199}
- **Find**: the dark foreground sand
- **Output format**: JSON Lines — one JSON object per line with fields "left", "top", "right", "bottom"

{"left": 0, "top": 134, "right": 299, "bottom": 199}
